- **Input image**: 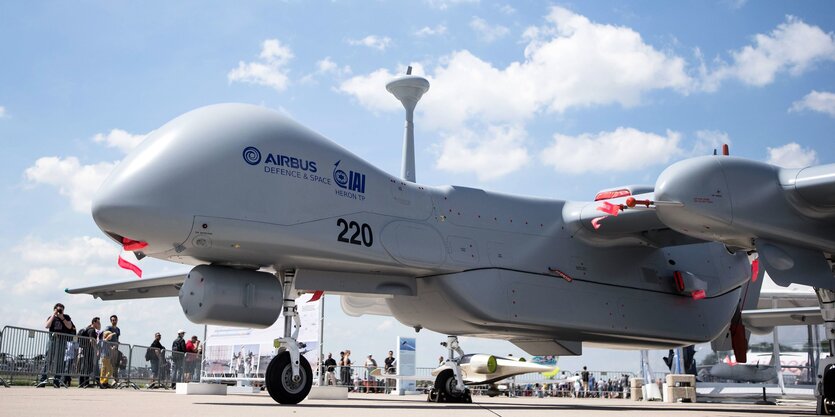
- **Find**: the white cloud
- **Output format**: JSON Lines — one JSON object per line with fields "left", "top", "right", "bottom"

{"left": 724, "top": 0, "right": 747, "bottom": 10}
{"left": 228, "top": 39, "right": 294, "bottom": 92}
{"left": 499, "top": 4, "right": 516, "bottom": 14}
{"left": 540, "top": 127, "right": 682, "bottom": 174}
{"left": 470, "top": 17, "right": 509, "bottom": 42}
{"left": 702, "top": 16, "right": 835, "bottom": 91}
{"left": 766, "top": 142, "right": 818, "bottom": 168}
{"left": 301, "top": 57, "right": 352, "bottom": 84}
{"left": 93, "top": 129, "right": 147, "bottom": 154}
{"left": 790, "top": 90, "right": 835, "bottom": 117}
{"left": 341, "top": 7, "right": 691, "bottom": 130}
{"left": 0, "top": 106, "right": 5, "bottom": 118}
{"left": 434, "top": 124, "right": 529, "bottom": 180}
{"left": 424, "top": 0, "right": 479, "bottom": 10}
{"left": 339, "top": 7, "right": 693, "bottom": 180}
{"left": 317, "top": 57, "right": 338, "bottom": 74}
{"left": 375, "top": 319, "right": 395, "bottom": 332}
{"left": 13, "top": 268, "right": 60, "bottom": 295}
{"left": 347, "top": 35, "right": 392, "bottom": 51}
{"left": 415, "top": 25, "right": 448, "bottom": 37}
{"left": 338, "top": 67, "right": 412, "bottom": 113}
{"left": 24, "top": 156, "right": 117, "bottom": 213}
{"left": 318, "top": 57, "right": 351, "bottom": 76}
{"left": 15, "top": 236, "right": 117, "bottom": 267}
{"left": 692, "top": 130, "right": 731, "bottom": 156}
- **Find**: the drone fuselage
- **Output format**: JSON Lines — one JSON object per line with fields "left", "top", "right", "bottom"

{"left": 92, "top": 104, "right": 751, "bottom": 354}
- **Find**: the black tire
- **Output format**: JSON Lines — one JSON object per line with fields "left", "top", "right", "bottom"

{"left": 265, "top": 351, "right": 312, "bottom": 404}
{"left": 434, "top": 369, "right": 464, "bottom": 399}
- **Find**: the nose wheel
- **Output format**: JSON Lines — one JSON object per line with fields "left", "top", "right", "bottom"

{"left": 430, "top": 368, "right": 472, "bottom": 403}
{"left": 265, "top": 350, "right": 312, "bottom": 404}
{"left": 427, "top": 336, "right": 472, "bottom": 403}
{"left": 264, "top": 270, "right": 313, "bottom": 405}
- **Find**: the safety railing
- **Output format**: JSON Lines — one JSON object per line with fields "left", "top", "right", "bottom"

{"left": 0, "top": 325, "right": 143, "bottom": 389}
{"left": 0, "top": 324, "right": 636, "bottom": 395}
{"left": 316, "top": 365, "right": 430, "bottom": 393}
{"left": 128, "top": 345, "right": 202, "bottom": 389}
{"left": 0, "top": 328, "right": 7, "bottom": 388}
{"left": 0, "top": 325, "right": 95, "bottom": 387}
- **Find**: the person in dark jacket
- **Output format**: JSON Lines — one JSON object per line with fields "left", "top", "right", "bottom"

{"left": 78, "top": 317, "right": 100, "bottom": 387}
{"left": 37, "top": 303, "right": 75, "bottom": 388}
{"left": 148, "top": 332, "right": 165, "bottom": 387}
{"left": 171, "top": 330, "right": 187, "bottom": 387}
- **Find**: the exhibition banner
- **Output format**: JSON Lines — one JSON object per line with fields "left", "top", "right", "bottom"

{"left": 202, "top": 293, "right": 322, "bottom": 379}
{"left": 396, "top": 336, "right": 416, "bottom": 393}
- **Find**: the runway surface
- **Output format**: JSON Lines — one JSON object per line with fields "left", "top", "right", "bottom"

{"left": 0, "top": 387, "right": 816, "bottom": 417}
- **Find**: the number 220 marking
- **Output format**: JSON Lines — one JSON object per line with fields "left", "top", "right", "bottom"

{"left": 337, "top": 218, "right": 373, "bottom": 247}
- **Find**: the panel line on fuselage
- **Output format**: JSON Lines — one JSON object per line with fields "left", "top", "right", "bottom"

{"left": 416, "top": 266, "right": 744, "bottom": 299}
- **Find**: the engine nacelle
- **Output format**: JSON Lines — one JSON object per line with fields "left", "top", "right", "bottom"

{"left": 179, "top": 265, "right": 282, "bottom": 328}
{"left": 468, "top": 354, "right": 498, "bottom": 374}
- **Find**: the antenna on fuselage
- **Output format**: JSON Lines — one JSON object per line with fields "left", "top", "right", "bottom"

{"left": 386, "top": 66, "right": 430, "bottom": 183}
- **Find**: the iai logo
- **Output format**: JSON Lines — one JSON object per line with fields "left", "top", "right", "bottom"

{"left": 333, "top": 160, "right": 366, "bottom": 193}
{"left": 242, "top": 146, "right": 261, "bottom": 165}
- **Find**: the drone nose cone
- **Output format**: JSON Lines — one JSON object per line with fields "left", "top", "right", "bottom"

{"left": 91, "top": 131, "right": 194, "bottom": 253}
{"left": 655, "top": 156, "right": 733, "bottom": 227}
{"left": 92, "top": 175, "right": 192, "bottom": 254}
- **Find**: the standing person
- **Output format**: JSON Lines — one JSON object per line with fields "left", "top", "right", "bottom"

{"left": 171, "top": 330, "right": 187, "bottom": 387}
{"left": 104, "top": 315, "right": 121, "bottom": 384}
{"left": 78, "top": 317, "right": 100, "bottom": 387}
{"left": 37, "top": 303, "right": 75, "bottom": 388}
{"left": 147, "top": 332, "right": 165, "bottom": 387}
{"left": 99, "top": 331, "right": 117, "bottom": 388}
{"left": 337, "top": 351, "right": 345, "bottom": 386}
{"left": 342, "top": 350, "right": 352, "bottom": 386}
{"left": 384, "top": 350, "right": 396, "bottom": 374}
{"left": 438, "top": 355, "right": 445, "bottom": 366}
{"left": 364, "top": 354, "right": 377, "bottom": 392}
{"left": 324, "top": 353, "right": 337, "bottom": 386}
{"left": 507, "top": 354, "right": 517, "bottom": 397}
{"left": 581, "top": 366, "right": 590, "bottom": 397}
{"left": 384, "top": 350, "right": 396, "bottom": 393}
{"left": 185, "top": 335, "right": 200, "bottom": 382}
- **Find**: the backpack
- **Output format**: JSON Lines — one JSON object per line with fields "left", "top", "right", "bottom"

{"left": 172, "top": 337, "right": 186, "bottom": 352}
{"left": 145, "top": 349, "right": 154, "bottom": 361}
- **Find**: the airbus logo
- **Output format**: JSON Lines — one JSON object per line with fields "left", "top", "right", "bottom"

{"left": 241, "top": 146, "right": 318, "bottom": 172}
{"left": 242, "top": 146, "right": 261, "bottom": 165}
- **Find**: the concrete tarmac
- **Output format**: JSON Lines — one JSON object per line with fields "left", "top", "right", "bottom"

{"left": 0, "top": 387, "right": 816, "bottom": 417}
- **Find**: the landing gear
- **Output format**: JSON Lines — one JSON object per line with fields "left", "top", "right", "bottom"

{"left": 264, "top": 270, "right": 312, "bottom": 405}
{"left": 815, "top": 288, "right": 835, "bottom": 415}
{"left": 427, "top": 336, "right": 472, "bottom": 403}
{"left": 266, "top": 351, "right": 312, "bottom": 404}
{"left": 430, "top": 369, "right": 472, "bottom": 403}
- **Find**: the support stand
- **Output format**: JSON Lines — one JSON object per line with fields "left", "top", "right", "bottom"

{"left": 755, "top": 386, "right": 776, "bottom": 405}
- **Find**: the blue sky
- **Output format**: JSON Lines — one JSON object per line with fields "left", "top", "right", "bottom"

{"left": 1, "top": 1, "right": 833, "bottom": 370}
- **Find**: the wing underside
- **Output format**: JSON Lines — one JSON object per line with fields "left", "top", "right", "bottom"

{"left": 66, "top": 273, "right": 187, "bottom": 300}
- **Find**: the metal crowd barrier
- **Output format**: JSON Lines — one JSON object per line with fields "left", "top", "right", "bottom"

{"left": 127, "top": 345, "right": 202, "bottom": 389}
{"left": 0, "top": 325, "right": 142, "bottom": 389}
{"left": 0, "top": 328, "right": 7, "bottom": 388}
{"left": 318, "top": 365, "right": 422, "bottom": 393}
